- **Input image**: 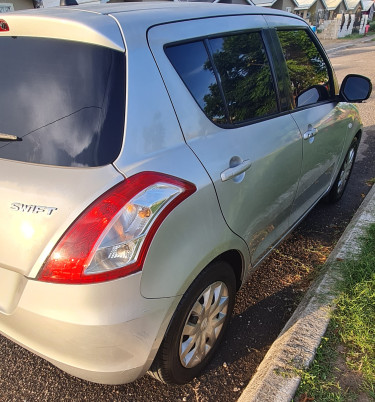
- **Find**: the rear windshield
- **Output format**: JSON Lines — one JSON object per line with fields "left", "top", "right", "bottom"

{"left": 0, "top": 37, "right": 125, "bottom": 167}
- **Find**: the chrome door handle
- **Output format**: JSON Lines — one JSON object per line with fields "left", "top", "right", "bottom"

{"left": 303, "top": 127, "right": 318, "bottom": 140}
{"left": 221, "top": 159, "right": 252, "bottom": 182}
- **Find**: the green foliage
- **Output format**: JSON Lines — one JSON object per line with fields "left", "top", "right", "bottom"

{"left": 203, "top": 30, "right": 332, "bottom": 124}
{"left": 296, "top": 330, "right": 348, "bottom": 401}
{"left": 278, "top": 30, "right": 330, "bottom": 102}
{"left": 203, "top": 33, "right": 277, "bottom": 123}
{"left": 334, "top": 225, "right": 375, "bottom": 388}
{"left": 295, "top": 224, "right": 375, "bottom": 401}
{"left": 338, "top": 33, "right": 363, "bottom": 40}
{"left": 369, "top": 21, "right": 375, "bottom": 32}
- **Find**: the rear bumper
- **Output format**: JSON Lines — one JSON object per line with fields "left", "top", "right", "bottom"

{"left": 0, "top": 270, "right": 177, "bottom": 384}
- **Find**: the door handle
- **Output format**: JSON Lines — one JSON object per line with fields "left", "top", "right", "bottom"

{"left": 303, "top": 126, "right": 318, "bottom": 140}
{"left": 221, "top": 159, "right": 252, "bottom": 182}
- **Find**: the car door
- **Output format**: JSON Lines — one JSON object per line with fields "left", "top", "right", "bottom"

{"left": 148, "top": 16, "right": 303, "bottom": 265}
{"left": 265, "top": 17, "right": 353, "bottom": 224}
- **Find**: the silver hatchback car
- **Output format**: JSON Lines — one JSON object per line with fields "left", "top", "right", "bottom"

{"left": 0, "top": 2, "right": 371, "bottom": 385}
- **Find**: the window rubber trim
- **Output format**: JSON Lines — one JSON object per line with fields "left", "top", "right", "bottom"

{"left": 204, "top": 38, "right": 232, "bottom": 125}
{"left": 272, "top": 26, "right": 337, "bottom": 109}
{"left": 164, "top": 30, "right": 283, "bottom": 130}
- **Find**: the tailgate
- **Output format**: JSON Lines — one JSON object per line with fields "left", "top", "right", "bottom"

{"left": 0, "top": 159, "right": 122, "bottom": 278}
{"left": 0, "top": 10, "right": 127, "bottom": 278}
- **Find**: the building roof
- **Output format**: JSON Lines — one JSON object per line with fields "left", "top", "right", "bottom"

{"left": 324, "top": 0, "right": 348, "bottom": 10}
{"left": 250, "top": 0, "right": 372, "bottom": 10}
{"left": 362, "top": 0, "right": 374, "bottom": 11}
{"left": 213, "top": 0, "right": 254, "bottom": 3}
{"left": 294, "top": 0, "right": 318, "bottom": 10}
{"left": 251, "top": 0, "right": 277, "bottom": 6}
{"left": 345, "top": 0, "right": 372, "bottom": 10}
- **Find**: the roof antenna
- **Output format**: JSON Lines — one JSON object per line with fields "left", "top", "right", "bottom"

{"left": 60, "top": 0, "right": 78, "bottom": 5}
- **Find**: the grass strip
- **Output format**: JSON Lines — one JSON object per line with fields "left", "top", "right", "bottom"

{"left": 295, "top": 223, "right": 375, "bottom": 401}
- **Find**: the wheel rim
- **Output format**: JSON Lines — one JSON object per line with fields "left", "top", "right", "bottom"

{"left": 337, "top": 146, "right": 355, "bottom": 195}
{"left": 179, "top": 281, "right": 229, "bottom": 368}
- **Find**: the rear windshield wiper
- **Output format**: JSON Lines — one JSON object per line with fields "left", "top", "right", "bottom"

{"left": 0, "top": 133, "right": 22, "bottom": 141}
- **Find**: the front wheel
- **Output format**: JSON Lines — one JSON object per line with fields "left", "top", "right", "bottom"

{"left": 328, "top": 136, "right": 359, "bottom": 203}
{"left": 149, "top": 261, "right": 236, "bottom": 384}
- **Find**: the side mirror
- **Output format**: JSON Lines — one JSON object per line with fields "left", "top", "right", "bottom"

{"left": 340, "top": 74, "right": 372, "bottom": 103}
{"left": 296, "top": 85, "right": 329, "bottom": 107}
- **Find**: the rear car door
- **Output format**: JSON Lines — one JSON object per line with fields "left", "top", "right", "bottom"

{"left": 265, "top": 16, "right": 353, "bottom": 224}
{"left": 148, "top": 16, "right": 303, "bottom": 264}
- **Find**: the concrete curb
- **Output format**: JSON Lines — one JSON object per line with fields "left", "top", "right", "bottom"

{"left": 326, "top": 43, "right": 356, "bottom": 53}
{"left": 238, "top": 184, "right": 375, "bottom": 402}
{"left": 325, "top": 36, "right": 374, "bottom": 53}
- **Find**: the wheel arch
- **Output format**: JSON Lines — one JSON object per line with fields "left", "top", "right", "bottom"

{"left": 149, "top": 258, "right": 238, "bottom": 384}
{"left": 211, "top": 249, "right": 244, "bottom": 292}
{"left": 145, "top": 247, "right": 247, "bottom": 377}
{"left": 355, "top": 129, "right": 362, "bottom": 142}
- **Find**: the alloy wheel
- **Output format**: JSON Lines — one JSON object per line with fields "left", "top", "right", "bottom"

{"left": 337, "top": 146, "right": 355, "bottom": 195}
{"left": 179, "top": 281, "right": 229, "bottom": 368}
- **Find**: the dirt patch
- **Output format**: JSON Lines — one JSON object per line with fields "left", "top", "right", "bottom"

{"left": 332, "top": 345, "right": 371, "bottom": 401}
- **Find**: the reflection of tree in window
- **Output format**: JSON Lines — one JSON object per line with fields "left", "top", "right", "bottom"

{"left": 165, "top": 41, "right": 228, "bottom": 124}
{"left": 202, "top": 75, "right": 227, "bottom": 124}
{"left": 205, "top": 33, "right": 277, "bottom": 123}
{"left": 277, "top": 30, "right": 330, "bottom": 105}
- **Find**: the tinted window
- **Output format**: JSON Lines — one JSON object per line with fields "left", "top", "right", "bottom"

{"left": 166, "top": 32, "right": 278, "bottom": 126}
{"left": 209, "top": 33, "right": 277, "bottom": 123}
{"left": 277, "top": 30, "right": 331, "bottom": 107}
{"left": 0, "top": 37, "right": 125, "bottom": 167}
{"left": 165, "top": 41, "right": 228, "bottom": 124}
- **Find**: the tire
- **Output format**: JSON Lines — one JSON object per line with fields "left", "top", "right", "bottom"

{"left": 328, "top": 136, "right": 359, "bottom": 203}
{"left": 149, "top": 261, "right": 236, "bottom": 384}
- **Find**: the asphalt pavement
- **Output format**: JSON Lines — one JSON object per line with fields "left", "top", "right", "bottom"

{"left": 320, "top": 34, "right": 375, "bottom": 52}
{"left": 238, "top": 181, "right": 375, "bottom": 402}
{"left": 238, "top": 36, "right": 375, "bottom": 402}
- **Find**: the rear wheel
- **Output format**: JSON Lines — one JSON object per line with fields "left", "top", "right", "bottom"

{"left": 149, "top": 261, "right": 236, "bottom": 384}
{"left": 328, "top": 136, "right": 359, "bottom": 203}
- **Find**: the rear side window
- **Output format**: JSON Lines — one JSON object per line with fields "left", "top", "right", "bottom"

{"left": 165, "top": 41, "right": 227, "bottom": 125}
{"left": 0, "top": 37, "right": 125, "bottom": 167}
{"left": 208, "top": 33, "right": 277, "bottom": 123}
{"left": 166, "top": 32, "right": 278, "bottom": 126}
{"left": 277, "top": 30, "right": 332, "bottom": 108}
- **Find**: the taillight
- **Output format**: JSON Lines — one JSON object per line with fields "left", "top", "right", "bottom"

{"left": 0, "top": 20, "right": 9, "bottom": 32}
{"left": 38, "top": 172, "right": 196, "bottom": 284}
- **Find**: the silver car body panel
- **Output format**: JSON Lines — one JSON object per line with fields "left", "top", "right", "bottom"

{"left": 0, "top": 2, "right": 364, "bottom": 385}
{"left": 0, "top": 159, "right": 123, "bottom": 279}
{"left": 0, "top": 271, "right": 180, "bottom": 384}
{"left": 289, "top": 103, "right": 350, "bottom": 224}
{"left": 148, "top": 16, "right": 300, "bottom": 264}
{"left": 264, "top": 14, "right": 306, "bottom": 28}
{"left": 1, "top": 8, "right": 125, "bottom": 51}
{"left": 110, "top": 11, "right": 251, "bottom": 297}
{"left": 0, "top": 4, "right": 252, "bottom": 383}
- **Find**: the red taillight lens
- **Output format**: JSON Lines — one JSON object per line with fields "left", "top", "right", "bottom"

{"left": 38, "top": 172, "right": 196, "bottom": 284}
{"left": 0, "top": 20, "right": 9, "bottom": 32}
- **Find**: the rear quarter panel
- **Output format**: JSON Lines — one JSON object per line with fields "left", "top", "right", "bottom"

{"left": 113, "top": 14, "right": 250, "bottom": 298}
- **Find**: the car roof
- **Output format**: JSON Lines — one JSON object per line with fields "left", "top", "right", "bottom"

{"left": 1, "top": 2, "right": 304, "bottom": 51}
{"left": 12, "top": 1, "right": 299, "bottom": 21}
